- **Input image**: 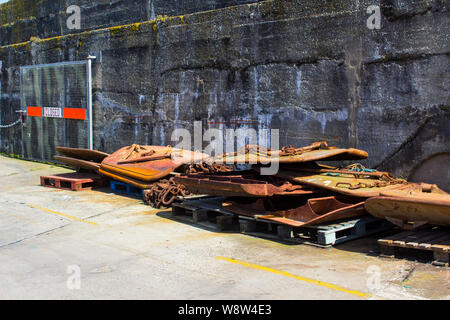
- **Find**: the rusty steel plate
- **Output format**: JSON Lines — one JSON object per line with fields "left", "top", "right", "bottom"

{"left": 100, "top": 145, "right": 209, "bottom": 182}
{"left": 215, "top": 142, "right": 368, "bottom": 165}
{"left": 223, "top": 196, "right": 367, "bottom": 227}
{"left": 56, "top": 147, "right": 110, "bottom": 163}
{"left": 174, "top": 171, "right": 319, "bottom": 197}
{"left": 54, "top": 155, "right": 100, "bottom": 172}
{"left": 98, "top": 167, "right": 163, "bottom": 189}
{"left": 381, "top": 185, "right": 448, "bottom": 195}
{"left": 277, "top": 168, "right": 417, "bottom": 198}
{"left": 365, "top": 192, "right": 450, "bottom": 227}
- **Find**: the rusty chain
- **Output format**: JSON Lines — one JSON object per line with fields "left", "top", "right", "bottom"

{"left": 143, "top": 177, "right": 191, "bottom": 209}
{"left": 336, "top": 175, "right": 408, "bottom": 190}
{"left": 184, "top": 162, "right": 232, "bottom": 175}
{"left": 223, "top": 141, "right": 329, "bottom": 158}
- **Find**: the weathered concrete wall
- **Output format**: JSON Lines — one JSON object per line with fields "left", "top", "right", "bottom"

{"left": 0, "top": 0, "right": 262, "bottom": 46}
{"left": 0, "top": 0, "right": 449, "bottom": 189}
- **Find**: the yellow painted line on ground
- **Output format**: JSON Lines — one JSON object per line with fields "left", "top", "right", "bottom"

{"left": 216, "top": 256, "right": 371, "bottom": 299}
{"left": 28, "top": 204, "right": 98, "bottom": 226}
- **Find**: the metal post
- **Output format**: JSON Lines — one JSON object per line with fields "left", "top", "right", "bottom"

{"left": 87, "top": 56, "right": 95, "bottom": 150}
{"left": 62, "top": 65, "right": 66, "bottom": 148}
{"left": 19, "top": 66, "right": 25, "bottom": 158}
{"left": 40, "top": 67, "right": 45, "bottom": 159}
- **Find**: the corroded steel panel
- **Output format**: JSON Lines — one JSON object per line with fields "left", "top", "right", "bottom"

{"left": 174, "top": 171, "right": 319, "bottom": 197}
{"left": 223, "top": 196, "right": 367, "bottom": 227}
{"left": 100, "top": 145, "right": 208, "bottom": 183}
{"left": 56, "top": 147, "right": 109, "bottom": 163}
{"left": 54, "top": 155, "right": 100, "bottom": 172}
{"left": 216, "top": 142, "right": 368, "bottom": 164}
{"left": 276, "top": 163, "right": 419, "bottom": 198}
{"left": 365, "top": 191, "right": 450, "bottom": 227}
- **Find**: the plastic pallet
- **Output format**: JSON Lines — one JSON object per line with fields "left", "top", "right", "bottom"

{"left": 41, "top": 173, "right": 107, "bottom": 191}
{"left": 110, "top": 180, "right": 143, "bottom": 197}
{"left": 296, "top": 216, "right": 394, "bottom": 246}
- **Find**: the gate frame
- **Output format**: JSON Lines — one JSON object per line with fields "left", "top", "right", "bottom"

{"left": 19, "top": 59, "right": 94, "bottom": 161}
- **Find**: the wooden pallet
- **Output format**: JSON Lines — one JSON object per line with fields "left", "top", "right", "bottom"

{"left": 171, "top": 197, "right": 238, "bottom": 232}
{"left": 237, "top": 216, "right": 303, "bottom": 243}
{"left": 378, "top": 228, "right": 450, "bottom": 266}
{"left": 172, "top": 197, "right": 393, "bottom": 246}
{"left": 40, "top": 173, "right": 108, "bottom": 191}
{"left": 110, "top": 180, "right": 143, "bottom": 197}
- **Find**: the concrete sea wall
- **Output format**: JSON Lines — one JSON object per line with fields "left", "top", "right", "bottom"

{"left": 0, "top": 0, "right": 449, "bottom": 190}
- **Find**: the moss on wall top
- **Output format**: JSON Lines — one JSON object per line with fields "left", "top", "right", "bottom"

{"left": 0, "top": 0, "right": 40, "bottom": 25}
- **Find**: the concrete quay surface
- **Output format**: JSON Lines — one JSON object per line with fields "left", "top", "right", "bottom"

{"left": 0, "top": 156, "right": 448, "bottom": 300}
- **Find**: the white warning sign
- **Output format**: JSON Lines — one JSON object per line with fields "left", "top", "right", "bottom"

{"left": 43, "top": 107, "right": 63, "bottom": 118}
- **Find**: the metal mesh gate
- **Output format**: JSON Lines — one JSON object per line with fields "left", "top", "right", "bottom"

{"left": 20, "top": 61, "right": 92, "bottom": 162}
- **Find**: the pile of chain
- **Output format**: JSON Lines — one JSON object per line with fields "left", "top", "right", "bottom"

{"left": 336, "top": 163, "right": 408, "bottom": 190}
{"left": 184, "top": 162, "right": 232, "bottom": 175}
{"left": 257, "top": 174, "right": 308, "bottom": 192}
{"left": 143, "top": 162, "right": 232, "bottom": 208}
{"left": 143, "top": 177, "right": 191, "bottom": 209}
{"left": 279, "top": 141, "right": 328, "bottom": 156}
{"left": 336, "top": 178, "right": 408, "bottom": 190}
{"left": 241, "top": 144, "right": 272, "bottom": 156}
{"left": 342, "top": 163, "right": 376, "bottom": 173}
{"left": 222, "top": 141, "right": 329, "bottom": 159}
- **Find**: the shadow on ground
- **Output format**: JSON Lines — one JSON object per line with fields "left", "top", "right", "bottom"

{"left": 156, "top": 207, "right": 440, "bottom": 265}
